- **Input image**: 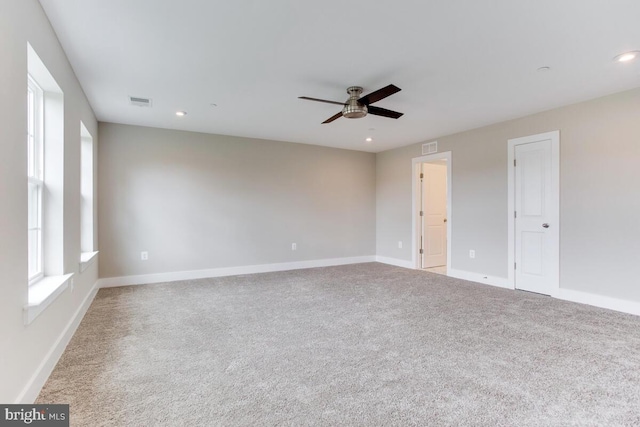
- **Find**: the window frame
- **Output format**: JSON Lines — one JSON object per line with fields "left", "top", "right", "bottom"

{"left": 27, "top": 74, "right": 44, "bottom": 285}
{"left": 80, "top": 123, "right": 94, "bottom": 255}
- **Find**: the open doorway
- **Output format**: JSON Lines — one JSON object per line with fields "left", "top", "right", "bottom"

{"left": 412, "top": 152, "right": 451, "bottom": 274}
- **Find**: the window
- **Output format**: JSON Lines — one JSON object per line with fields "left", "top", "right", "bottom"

{"left": 25, "top": 43, "right": 71, "bottom": 325}
{"left": 80, "top": 122, "right": 97, "bottom": 271}
{"left": 27, "top": 75, "right": 44, "bottom": 284}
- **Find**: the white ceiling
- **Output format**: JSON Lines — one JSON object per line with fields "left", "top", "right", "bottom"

{"left": 39, "top": 0, "right": 640, "bottom": 153}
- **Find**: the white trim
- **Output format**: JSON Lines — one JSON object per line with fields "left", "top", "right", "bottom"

{"left": 27, "top": 43, "right": 63, "bottom": 93}
{"left": 79, "top": 251, "right": 99, "bottom": 273}
{"left": 441, "top": 268, "right": 640, "bottom": 317}
{"left": 411, "top": 152, "right": 452, "bottom": 270}
{"left": 556, "top": 288, "right": 640, "bottom": 317}
{"left": 97, "top": 256, "right": 376, "bottom": 288}
{"left": 16, "top": 280, "right": 100, "bottom": 403}
{"left": 24, "top": 274, "right": 73, "bottom": 325}
{"left": 507, "top": 131, "right": 560, "bottom": 293}
{"left": 447, "top": 268, "right": 511, "bottom": 289}
{"left": 375, "top": 256, "right": 413, "bottom": 269}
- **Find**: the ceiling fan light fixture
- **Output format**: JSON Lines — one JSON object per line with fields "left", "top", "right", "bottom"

{"left": 342, "top": 86, "right": 368, "bottom": 119}
{"left": 342, "top": 103, "right": 368, "bottom": 119}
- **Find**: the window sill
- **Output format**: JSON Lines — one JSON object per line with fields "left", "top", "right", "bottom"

{"left": 24, "top": 273, "right": 73, "bottom": 325}
{"left": 79, "top": 251, "right": 99, "bottom": 273}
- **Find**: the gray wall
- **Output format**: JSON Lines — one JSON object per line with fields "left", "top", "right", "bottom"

{"left": 377, "top": 87, "right": 640, "bottom": 302}
{"left": 98, "top": 123, "right": 376, "bottom": 278}
{"left": 0, "top": 0, "right": 99, "bottom": 402}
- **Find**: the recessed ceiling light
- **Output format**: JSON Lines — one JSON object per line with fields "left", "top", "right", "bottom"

{"left": 176, "top": 111, "right": 187, "bottom": 117}
{"left": 365, "top": 137, "right": 373, "bottom": 142}
{"left": 614, "top": 51, "right": 639, "bottom": 62}
{"left": 537, "top": 66, "right": 551, "bottom": 72}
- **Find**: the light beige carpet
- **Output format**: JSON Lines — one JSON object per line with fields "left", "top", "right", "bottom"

{"left": 38, "top": 263, "right": 640, "bottom": 426}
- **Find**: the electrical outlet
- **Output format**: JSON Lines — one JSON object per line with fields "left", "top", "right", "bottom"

{"left": 398, "top": 241, "right": 403, "bottom": 249}
{"left": 469, "top": 250, "right": 475, "bottom": 259}
{"left": 291, "top": 243, "right": 297, "bottom": 251}
{"left": 141, "top": 251, "right": 149, "bottom": 261}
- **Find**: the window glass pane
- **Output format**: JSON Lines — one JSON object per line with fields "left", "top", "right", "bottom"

{"left": 28, "top": 182, "right": 39, "bottom": 229}
{"left": 27, "top": 87, "right": 35, "bottom": 177}
{"left": 28, "top": 228, "right": 40, "bottom": 279}
{"left": 27, "top": 183, "right": 38, "bottom": 230}
{"left": 28, "top": 135, "right": 35, "bottom": 178}
{"left": 28, "top": 182, "right": 42, "bottom": 279}
{"left": 27, "top": 88, "right": 34, "bottom": 133}
{"left": 80, "top": 128, "right": 94, "bottom": 253}
{"left": 27, "top": 77, "right": 44, "bottom": 281}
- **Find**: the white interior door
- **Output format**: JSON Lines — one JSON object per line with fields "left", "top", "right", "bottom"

{"left": 514, "top": 138, "right": 558, "bottom": 295}
{"left": 421, "top": 162, "right": 447, "bottom": 268}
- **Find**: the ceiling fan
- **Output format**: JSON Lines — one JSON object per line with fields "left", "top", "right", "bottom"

{"left": 299, "top": 84, "right": 403, "bottom": 124}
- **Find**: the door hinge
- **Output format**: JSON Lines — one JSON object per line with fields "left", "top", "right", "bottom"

{"left": 514, "top": 159, "right": 517, "bottom": 167}
{"left": 420, "top": 173, "right": 424, "bottom": 179}
{"left": 514, "top": 262, "right": 517, "bottom": 270}
{"left": 514, "top": 211, "right": 517, "bottom": 218}
{"left": 420, "top": 211, "right": 424, "bottom": 216}
{"left": 420, "top": 249, "right": 424, "bottom": 254}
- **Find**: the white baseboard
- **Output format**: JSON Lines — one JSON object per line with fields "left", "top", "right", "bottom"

{"left": 97, "top": 256, "right": 377, "bottom": 288}
{"left": 375, "top": 256, "right": 414, "bottom": 269}
{"left": 556, "top": 288, "right": 640, "bottom": 317}
{"left": 15, "top": 281, "right": 99, "bottom": 403}
{"left": 447, "top": 269, "right": 640, "bottom": 316}
{"left": 447, "top": 268, "right": 511, "bottom": 289}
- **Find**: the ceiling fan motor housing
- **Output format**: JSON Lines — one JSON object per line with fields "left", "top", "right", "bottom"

{"left": 342, "top": 86, "right": 368, "bottom": 119}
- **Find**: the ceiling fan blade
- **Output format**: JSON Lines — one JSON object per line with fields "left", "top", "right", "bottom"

{"left": 299, "top": 96, "right": 347, "bottom": 106}
{"left": 358, "top": 84, "right": 401, "bottom": 106}
{"left": 367, "top": 105, "right": 404, "bottom": 119}
{"left": 322, "top": 112, "right": 343, "bottom": 124}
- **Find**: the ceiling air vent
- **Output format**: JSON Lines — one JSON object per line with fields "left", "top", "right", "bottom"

{"left": 129, "top": 96, "right": 152, "bottom": 107}
{"left": 422, "top": 141, "right": 437, "bottom": 155}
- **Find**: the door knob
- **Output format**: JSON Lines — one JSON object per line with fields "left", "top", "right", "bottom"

{"left": 444, "top": 218, "right": 447, "bottom": 223}
{"left": 542, "top": 223, "right": 549, "bottom": 228}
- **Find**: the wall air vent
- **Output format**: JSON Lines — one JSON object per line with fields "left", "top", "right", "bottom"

{"left": 422, "top": 141, "right": 437, "bottom": 155}
{"left": 129, "top": 96, "right": 152, "bottom": 107}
